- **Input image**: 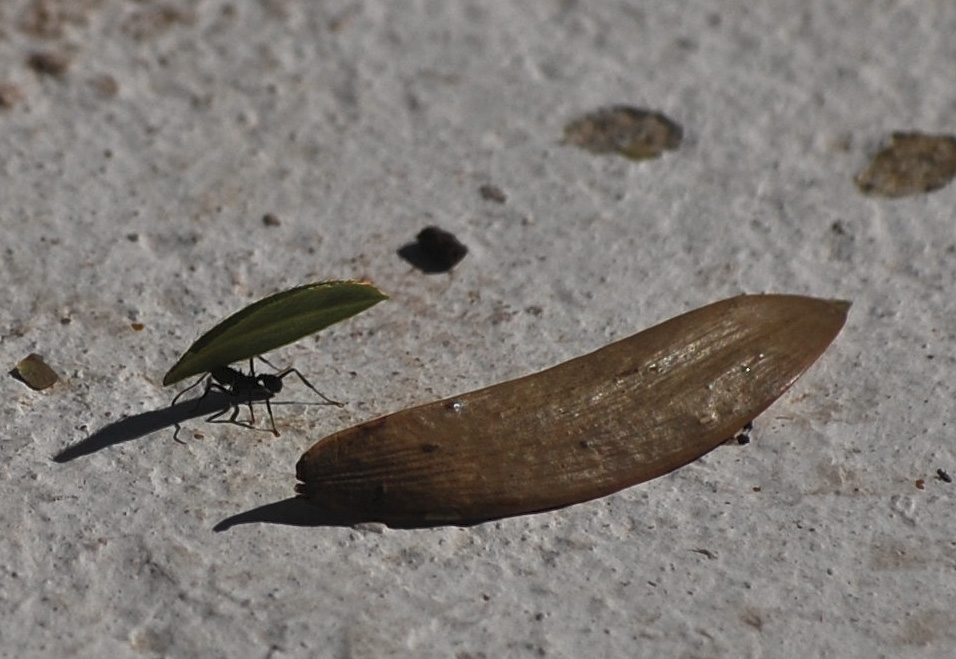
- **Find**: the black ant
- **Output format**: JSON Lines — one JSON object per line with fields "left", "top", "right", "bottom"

{"left": 170, "top": 357, "right": 341, "bottom": 442}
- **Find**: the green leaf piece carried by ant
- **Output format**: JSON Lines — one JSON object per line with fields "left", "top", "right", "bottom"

{"left": 164, "top": 280, "right": 388, "bottom": 386}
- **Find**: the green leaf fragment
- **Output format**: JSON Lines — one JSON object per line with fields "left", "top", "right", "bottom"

{"left": 163, "top": 280, "right": 388, "bottom": 386}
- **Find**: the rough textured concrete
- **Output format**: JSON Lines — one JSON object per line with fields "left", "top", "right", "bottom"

{"left": 2, "top": 1, "right": 954, "bottom": 657}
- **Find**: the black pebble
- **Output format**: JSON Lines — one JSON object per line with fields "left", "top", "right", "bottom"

{"left": 398, "top": 226, "right": 469, "bottom": 273}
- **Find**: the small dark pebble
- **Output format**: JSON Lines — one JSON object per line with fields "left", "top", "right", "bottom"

{"left": 398, "top": 226, "right": 468, "bottom": 274}
{"left": 262, "top": 213, "right": 281, "bottom": 226}
{"left": 937, "top": 469, "right": 953, "bottom": 483}
{"left": 727, "top": 420, "right": 754, "bottom": 445}
{"left": 27, "top": 51, "right": 71, "bottom": 76}
{"left": 690, "top": 548, "right": 717, "bottom": 560}
{"left": 479, "top": 184, "right": 507, "bottom": 203}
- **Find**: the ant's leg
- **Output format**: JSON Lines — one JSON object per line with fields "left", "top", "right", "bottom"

{"left": 206, "top": 402, "right": 274, "bottom": 433}
{"left": 170, "top": 373, "right": 211, "bottom": 408}
{"left": 264, "top": 396, "right": 280, "bottom": 437}
{"left": 257, "top": 355, "right": 280, "bottom": 371}
{"left": 207, "top": 416, "right": 279, "bottom": 433}
{"left": 250, "top": 358, "right": 281, "bottom": 435}
{"left": 170, "top": 374, "right": 211, "bottom": 443}
{"left": 206, "top": 374, "right": 258, "bottom": 427}
{"left": 206, "top": 382, "right": 274, "bottom": 435}
{"left": 245, "top": 397, "right": 257, "bottom": 426}
{"left": 192, "top": 376, "right": 224, "bottom": 413}
{"left": 276, "top": 367, "right": 344, "bottom": 406}
{"left": 244, "top": 358, "right": 259, "bottom": 426}
{"left": 206, "top": 400, "right": 241, "bottom": 425}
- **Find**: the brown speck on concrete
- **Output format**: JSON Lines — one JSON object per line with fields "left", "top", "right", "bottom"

{"left": 563, "top": 106, "right": 683, "bottom": 160}
{"left": 0, "top": 83, "right": 26, "bottom": 108}
{"left": 121, "top": 4, "right": 196, "bottom": 40}
{"left": 27, "top": 51, "right": 71, "bottom": 76}
{"left": 479, "top": 184, "right": 507, "bottom": 203}
{"left": 10, "top": 353, "right": 60, "bottom": 391}
{"left": 19, "top": 0, "right": 64, "bottom": 38}
{"left": 854, "top": 132, "right": 956, "bottom": 198}
{"left": 88, "top": 73, "right": 119, "bottom": 98}
{"left": 19, "top": 0, "right": 102, "bottom": 39}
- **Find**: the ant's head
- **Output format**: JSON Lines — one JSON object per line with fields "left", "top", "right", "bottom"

{"left": 257, "top": 373, "right": 284, "bottom": 395}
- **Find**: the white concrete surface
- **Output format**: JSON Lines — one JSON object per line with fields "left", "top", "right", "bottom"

{"left": 2, "top": 1, "right": 954, "bottom": 657}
